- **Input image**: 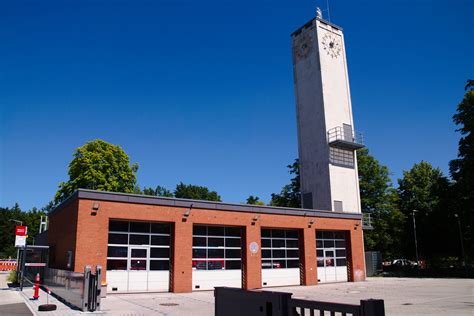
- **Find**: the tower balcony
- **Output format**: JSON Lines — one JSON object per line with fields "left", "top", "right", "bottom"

{"left": 327, "top": 126, "right": 365, "bottom": 150}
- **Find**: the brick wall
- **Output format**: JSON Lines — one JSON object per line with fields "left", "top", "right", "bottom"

{"left": 47, "top": 199, "right": 79, "bottom": 270}
{"left": 50, "top": 197, "right": 365, "bottom": 292}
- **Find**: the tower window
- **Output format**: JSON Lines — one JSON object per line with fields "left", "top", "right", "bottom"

{"left": 334, "top": 200, "right": 343, "bottom": 212}
{"left": 302, "top": 192, "right": 313, "bottom": 209}
{"left": 329, "top": 147, "right": 354, "bottom": 168}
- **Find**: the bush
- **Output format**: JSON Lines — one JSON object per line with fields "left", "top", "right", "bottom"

{"left": 7, "top": 270, "right": 18, "bottom": 284}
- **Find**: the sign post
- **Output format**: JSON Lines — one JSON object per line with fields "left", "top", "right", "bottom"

{"left": 15, "top": 226, "right": 27, "bottom": 291}
{"left": 15, "top": 226, "right": 27, "bottom": 247}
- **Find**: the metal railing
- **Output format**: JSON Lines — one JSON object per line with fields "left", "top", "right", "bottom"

{"left": 289, "top": 297, "right": 384, "bottom": 316}
{"left": 215, "top": 287, "right": 385, "bottom": 316}
{"left": 327, "top": 126, "right": 365, "bottom": 148}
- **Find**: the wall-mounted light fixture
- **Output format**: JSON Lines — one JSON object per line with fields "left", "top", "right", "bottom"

{"left": 251, "top": 215, "right": 260, "bottom": 225}
{"left": 91, "top": 202, "right": 100, "bottom": 215}
{"left": 183, "top": 204, "right": 193, "bottom": 222}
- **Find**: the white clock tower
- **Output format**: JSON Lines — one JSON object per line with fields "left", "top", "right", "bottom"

{"left": 292, "top": 10, "right": 364, "bottom": 213}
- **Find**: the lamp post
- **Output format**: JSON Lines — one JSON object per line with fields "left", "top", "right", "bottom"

{"left": 411, "top": 210, "right": 419, "bottom": 266}
{"left": 454, "top": 214, "right": 466, "bottom": 268}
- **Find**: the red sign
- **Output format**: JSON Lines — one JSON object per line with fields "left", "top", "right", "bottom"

{"left": 15, "top": 226, "right": 27, "bottom": 236}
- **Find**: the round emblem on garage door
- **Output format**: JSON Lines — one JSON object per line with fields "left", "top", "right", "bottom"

{"left": 249, "top": 242, "right": 259, "bottom": 254}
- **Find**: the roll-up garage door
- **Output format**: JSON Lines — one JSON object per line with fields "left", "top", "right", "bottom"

{"left": 106, "top": 220, "right": 171, "bottom": 293}
{"left": 261, "top": 228, "right": 300, "bottom": 287}
{"left": 192, "top": 225, "right": 242, "bottom": 291}
{"left": 316, "top": 230, "right": 348, "bottom": 283}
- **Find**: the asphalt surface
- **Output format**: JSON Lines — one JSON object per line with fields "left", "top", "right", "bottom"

{"left": 0, "top": 302, "right": 32, "bottom": 316}
{"left": 101, "top": 277, "right": 474, "bottom": 315}
{"left": 1, "top": 271, "right": 473, "bottom": 315}
{"left": 0, "top": 273, "right": 33, "bottom": 316}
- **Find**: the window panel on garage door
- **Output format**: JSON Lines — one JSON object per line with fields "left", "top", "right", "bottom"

{"left": 107, "top": 220, "right": 171, "bottom": 271}
{"left": 316, "top": 230, "right": 347, "bottom": 268}
{"left": 261, "top": 229, "right": 299, "bottom": 269}
{"left": 192, "top": 225, "right": 242, "bottom": 270}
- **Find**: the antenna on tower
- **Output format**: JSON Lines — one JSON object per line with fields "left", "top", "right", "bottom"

{"left": 326, "top": 0, "right": 331, "bottom": 23}
{"left": 316, "top": 1, "right": 332, "bottom": 23}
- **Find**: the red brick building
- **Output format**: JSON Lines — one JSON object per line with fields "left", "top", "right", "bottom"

{"left": 47, "top": 189, "right": 365, "bottom": 293}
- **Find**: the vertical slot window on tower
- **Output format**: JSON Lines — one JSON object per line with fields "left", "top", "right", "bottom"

{"left": 329, "top": 147, "right": 355, "bottom": 168}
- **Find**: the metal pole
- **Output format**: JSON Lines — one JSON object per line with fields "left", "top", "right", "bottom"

{"left": 454, "top": 214, "right": 466, "bottom": 267}
{"left": 9, "top": 219, "right": 23, "bottom": 280}
{"left": 412, "top": 211, "right": 419, "bottom": 266}
{"left": 20, "top": 244, "right": 27, "bottom": 291}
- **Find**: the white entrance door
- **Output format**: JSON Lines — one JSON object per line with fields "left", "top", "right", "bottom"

{"left": 323, "top": 249, "right": 337, "bottom": 282}
{"left": 128, "top": 247, "right": 148, "bottom": 291}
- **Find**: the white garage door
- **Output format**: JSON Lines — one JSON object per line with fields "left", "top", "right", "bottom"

{"left": 192, "top": 225, "right": 242, "bottom": 291}
{"left": 316, "top": 230, "right": 348, "bottom": 283}
{"left": 106, "top": 220, "right": 171, "bottom": 293}
{"left": 261, "top": 229, "right": 300, "bottom": 287}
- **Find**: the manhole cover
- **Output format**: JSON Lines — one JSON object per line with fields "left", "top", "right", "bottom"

{"left": 159, "top": 303, "right": 179, "bottom": 307}
{"left": 402, "top": 303, "right": 413, "bottom": 305}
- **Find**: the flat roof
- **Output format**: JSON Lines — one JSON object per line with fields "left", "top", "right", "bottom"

{"left": 50, "top": 189, "right": 361, "bottom": 220}
{"left": 291, "top": 17, "right": 343, "bottom": 37}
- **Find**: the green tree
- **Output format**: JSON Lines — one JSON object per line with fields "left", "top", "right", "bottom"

{"left": 270, "top": 159, "right": 301, "bottom": 208}
{"left": 0, "top": 204, "right": 46, "bottom": 258}
{"left": 55, "top": 139, "right": 138, "bottom": 204}
{"left": 143, "top": 185, "right": 174, "bottom": 197}
{"left": 449, "top": 81, "right": 474, "bottom": 261}
{"left": 397, "top": 161, "right": 452, "bottom": 260}
{"left": 0, "top": 204, "right": 22, "bottom": 258}
{"left": 41, "top": 201, "right": 55, "bottom": 214}
{"left": 246, "top": 195, "right": 265, "bottom": 205}
{"left": 357, "top": 148, "right": 405, "bottom": 259}
{"left": 174, "top": 182, "right": 221, "bottom": 201}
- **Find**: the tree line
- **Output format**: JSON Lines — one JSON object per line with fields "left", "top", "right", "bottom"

{"left": 1, "top": 81, "right": 472, "bottom": 266}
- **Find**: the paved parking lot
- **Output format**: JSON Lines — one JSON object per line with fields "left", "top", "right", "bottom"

{"left": 1, "top": 273, "right": 472, "bottom": 315}
{"left": 101, "top": 277, "right": 474, "bottom": 315}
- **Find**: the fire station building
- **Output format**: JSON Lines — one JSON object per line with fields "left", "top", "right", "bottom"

{"left": 47, "top": 189, "right": 365, "bottom": 293}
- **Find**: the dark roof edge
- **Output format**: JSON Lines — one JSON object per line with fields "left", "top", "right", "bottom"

{"left": 48, "top": 191, "right": 78, "bottom": 216}
{"left": 291, "top": 17, "right": 343, "bottom": 37}
{"left": 57, "top": 189, "right": 361, "bottom": 220}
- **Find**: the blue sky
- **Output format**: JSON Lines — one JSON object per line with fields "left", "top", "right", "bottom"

{"left": 1, "top": 0, "right": 472, "bottom": 210}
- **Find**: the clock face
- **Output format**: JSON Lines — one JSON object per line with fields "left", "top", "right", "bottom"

{"left": 321, "top": 32, "right": 342, "bottom": 58}
{"left": 294, "top": 33, "right": 312, "bottom": 59}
